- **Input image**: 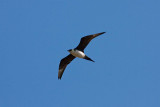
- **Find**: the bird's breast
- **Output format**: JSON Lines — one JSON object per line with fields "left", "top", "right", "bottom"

{"left": 70, "top": 50, "right": 85, "bottom": 58}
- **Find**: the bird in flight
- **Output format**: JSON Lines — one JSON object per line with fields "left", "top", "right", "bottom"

{"left": 58, "top": 32, "right": 106, "bottom": 79}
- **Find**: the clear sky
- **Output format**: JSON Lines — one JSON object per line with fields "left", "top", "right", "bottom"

{"left": 0, "top": 0, "right": 160, "bottom": 107}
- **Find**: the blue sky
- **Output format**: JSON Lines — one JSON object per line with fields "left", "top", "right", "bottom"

{"left": 0, "top": 0, "right": 160, "bottom": 107}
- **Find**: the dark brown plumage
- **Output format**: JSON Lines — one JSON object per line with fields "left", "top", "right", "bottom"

{"left": 58, "top": 32, "right": 106, "bottom": 79}
{"left": 75, "top": 32, "right": 105, "bottom": 51}
{"left": 58, "top": 54, "right": 75, "bottom": 79}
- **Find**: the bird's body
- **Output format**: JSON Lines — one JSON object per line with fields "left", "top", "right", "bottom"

{"left": 58, "top": 32, "right": 106, "bottom": 79}
{"left": 68, "top": 49, "right": 95, "bottom": 62}
{"left": 68, "top": 49, "right": 85, "bottom": 58}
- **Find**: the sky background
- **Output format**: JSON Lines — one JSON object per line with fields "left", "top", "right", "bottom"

{"left": 0, "top": 0, "right": 160, "bottom": 107}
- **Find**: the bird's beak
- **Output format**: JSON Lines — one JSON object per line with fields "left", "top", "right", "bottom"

{"left": 67, "top": 49, "right": 72, "bottom": 52}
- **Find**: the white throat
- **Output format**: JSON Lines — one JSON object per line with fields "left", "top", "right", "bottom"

{"left": 69, "top": 49, "right": 85, "bottom": 58}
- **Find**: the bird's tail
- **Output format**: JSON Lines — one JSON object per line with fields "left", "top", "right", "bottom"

{"left": 84, "top": 55, "right": 95, "bottom": 62}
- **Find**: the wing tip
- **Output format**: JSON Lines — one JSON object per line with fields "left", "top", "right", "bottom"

{"left": 95, "top": 32, "right": 106, "bottom": 36}
{"left": 100, "top": 32, "right": 106, "bottom": 34}
{"left": 58, "top": 77, "right": 61, "bottom": 80}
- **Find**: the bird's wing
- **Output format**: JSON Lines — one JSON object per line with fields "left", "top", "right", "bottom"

{"left": 58, "top": 54, "right": 75, "bottom": 79}
{"left": 75, "top": 32, "right": 105, "bottom": 51}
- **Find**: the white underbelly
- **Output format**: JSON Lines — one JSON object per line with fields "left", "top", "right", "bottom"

{"left": 70, "top": 50, "right": 85, "bottom": 58}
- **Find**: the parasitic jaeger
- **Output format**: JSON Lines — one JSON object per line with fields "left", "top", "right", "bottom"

{"left": 58, "top": 32, "right": 106, "bottom": 79}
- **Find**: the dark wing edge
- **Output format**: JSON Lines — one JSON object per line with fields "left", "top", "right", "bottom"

{"left": 58, "top": 54, "right": 75, "bottom": 80}
{"left": 75, "top": 32, "right": 106, "bottom": 51}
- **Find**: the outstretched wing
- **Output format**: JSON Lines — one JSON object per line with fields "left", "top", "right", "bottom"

{"left": 58, "top": 54, "right": 75, "bottom": 80}
{"left": 75, "top": 32, "right": 106, "bottom": 51}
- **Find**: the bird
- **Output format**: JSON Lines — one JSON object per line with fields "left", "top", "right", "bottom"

{"left": 58, "top": 32, "right": 106, "bottom": 79}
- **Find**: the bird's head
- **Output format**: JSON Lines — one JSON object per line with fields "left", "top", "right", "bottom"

{"left": 67, "top": 49, "right": 72, "bottom": 52}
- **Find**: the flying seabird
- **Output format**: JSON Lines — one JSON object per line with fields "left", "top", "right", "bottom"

{"left": 58, "top": 32, "right": 106, "bottom": 79}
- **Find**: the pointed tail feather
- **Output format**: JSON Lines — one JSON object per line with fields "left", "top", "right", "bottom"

{"left": 84, "top": 56, "right": 95, "bottom": 62}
